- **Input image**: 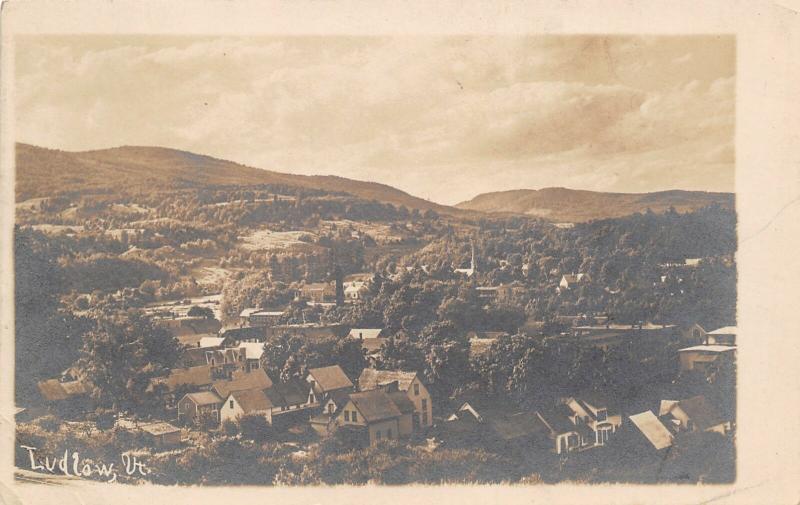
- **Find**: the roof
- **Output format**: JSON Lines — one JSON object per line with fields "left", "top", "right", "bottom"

{"left": 348, "top": 328, "right": 384, "bottom": 339}
{"left": 152, "top": 365, "right": 214, "bottom": 392}
{"left": 251, "top": 309, "right": 286, "bottom": 316}
{"left": 535, "top": 407, "right": 579, "bottom": 435}
{"left": 629, "top": 411, "right": 674, "bottom": 450}
{"left": 387, "top": 391, "right": 416, "bottom": 414}
{"left": 302, "top": 282, "right": 332, "bottom": 291}
{"left": 177, "top": 333, "right": 208, "bottom": 348}
{"left": 456, "top": 393, "right": 522, "bottom": 420}
{"left": 184, "top": 391, "right": 222, "bottom": 406}
{"left": 360, "top": 337, "right": 387, "bottom": 354}
{"left": 674, "top": 395, "right": 726, "bottom": 431}
{"left": 238, "top": 342, "right": 265, "bottom": 360}
{"left": 212, "top": 369, "right": 273, "bottom": 398}
{"left": 181, "top": 347, "right": 209, "bottom": 367}
{"left": 708, "top": 326, "right": 737, "bottom": 335}
{"left": 37, "top": 379, "right": 90, "bottom": 401}
{"left": 348, "top": 389, "right": 402, "bottom": 423}
{"left": 678, "top": 345, "right": 737, "bottom": 353}
{"left": 140, "top": 422, "right": 181, "bottom": 436}
{"left": 308, "top": 365, "right": 353, "bottom": 392}
{"left": 239, "top": 308, "right": 260, "bottom": 318}
{"left": 264, "top": 379, "right": 310, "bottom": 408}
{"left": 358, "top": 368, "right": 418, "bottom": 392}
{"left": 199, "top": 337, "right": 225, "bottom": 348}
{"left": 489, "top": 412, "right": 546, "bottom": 441}
{"left": 326, "top": 389, "right": 352, "bottom": 409}
{"left": 233, "top": 389, "right": 273, "bottom": 413}
{"left": 161, "top": 318, "right": 222, "bottom": 337}
{"left": 221, "top": 326, "right": 265, "bottom": 340}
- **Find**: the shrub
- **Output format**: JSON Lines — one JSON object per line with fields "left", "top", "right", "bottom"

{"left": 239, "top": 415, "right": 271, "bottom": 442}
{"left": 222, "top": 419, "right": 239, "bottom": 437}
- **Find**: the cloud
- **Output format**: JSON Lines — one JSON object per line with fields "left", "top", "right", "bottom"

{"left": 15, "top": 35, "right": 735, "bottom": 205}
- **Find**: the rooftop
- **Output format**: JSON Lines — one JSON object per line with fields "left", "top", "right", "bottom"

{"left": 678, "top": 345, "right": 737, "bottom": 353}
{"left": 629, "top": 411, "right": 673, "bottom": 450}
{"left": 308, "top": 365, "right": 354, "bottom": 392}
{"left": 358, "top": 368, "right": 418, "bottom": 392}
{"left": 348, "top": 389, "right": 403, "bottom": 423}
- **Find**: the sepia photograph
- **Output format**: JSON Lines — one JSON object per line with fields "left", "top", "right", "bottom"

{"left": 1, "top": 1, "right": 799, "bottom": 504}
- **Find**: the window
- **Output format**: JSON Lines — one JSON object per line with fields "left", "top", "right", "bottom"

{"left": 344, "top": 411, "right": 350, "bottom": 422}
{"left": 414, "top": 383, "right": 420, "bottom": 396}
{"left": 328, "top": 403, "right": 334, "bottom": 414}
{"left": 251, "top": 361, "right": 259, "bottom": 369}
{"left": 376, "top": 430, "right": 382, "bottom": 440}
{"left": 229, "top": 400, "right": 233, "bottom": 409}
{"left": 422, "top": 412, "right": 428, "bottom": 425}
{"left": 422, "top": 399, "right": 427, "bottom": 411}
{"left": 387, "top": 428, "right": 392, "bottom": 438}
{"left": 352, "top": 411, "right": 357, "bottom": 422}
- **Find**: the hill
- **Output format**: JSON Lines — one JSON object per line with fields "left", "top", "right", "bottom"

{"left": 456, "top": 187, "right": 734, "bottom": 222}
{"left": 15, "top": 143, "right": 461, "bottom": 216}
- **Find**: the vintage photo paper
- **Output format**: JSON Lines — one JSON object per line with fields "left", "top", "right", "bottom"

{"left": 1, "top": 1, "right": 799, "bottom": 504}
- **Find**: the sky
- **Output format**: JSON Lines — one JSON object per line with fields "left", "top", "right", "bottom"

{"left": 15, "top": 35, "right": 735, "bottom": 205}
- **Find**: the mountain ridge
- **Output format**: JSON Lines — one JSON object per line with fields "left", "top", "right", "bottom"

{"left": 15, "top": 143, "right": 461, "bottom": 216}
{"left": 456, "top": 186, "right": 734, "bottom": 222}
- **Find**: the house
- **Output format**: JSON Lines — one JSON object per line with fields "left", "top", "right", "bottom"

{"left": 299, "top": 282, "right": 336, "bottom": 303}
{"left": 348, "top": 329, "right": 387, "bottom": 359}
{"left": 358, "top": 368, "right": 433, "bottom": 430}
{"left": 677, "top": 345, "right": 736, "bottom": 373}
{"left": 466, "top": 331, "right": 507, "bottom": 357}
{"left": 559, "top": 273, "right": 591, "bottom": 290}
{"left": 344, "top": 282, "right": 369, "bottom": 301}
{"left": 534, "top": 406, "right": 582, "bottom": 454}
{"left": 310, "top": 389, "right": 352, "bottom": 436}
{"left": 149, "top": 365, "right": 215, "bottom": 398}
{"left": 348, "top": 328, "right": 384, "bottom": 340}
{"left": 628, "top": 411, "right": 674, "bottom": 451}
{"left": 211, "top": 368, "right": 273, "bottom": 399}
{"left": 682, "top": 323, "right": 708, "bottom": 344}
{"left": 475, "top": 283, "right": 525, "bottom": 302}
{"left": 219, "top": 379, "right": 316, "bottom": 427}
{"left": 659, "top": 395, "right": 731, "bottom": 435}
{"left": 562, "top": 395, "right": 623, "bottom": 448}
{"left": 444, "top": 395, "right": 546, "bottom": 450}
{"left": 265, "top": 323, "right": 349, "bottom": 341}
{"left": 570, "top": 323, "right": 679, "bottom": 351}
{"left": 306, "top": 365, "right": 354, "bottom": 402}
{"left": 204, "top": 347, "right": 247, "bottom": 378}
{"left": 239, "top": 308, "right": 286, "bottom": 327}
{"left": 237, "top": 342, "right": 266, "bottom": 372}
{"left": 37, "top": 377, "right": 92, "bottom": 415}
{"left": 177, "top": 391, "right": 223, "bottom": 426}
{"left": 158, "top": 316, "right": 222, "bottom": 338}
{"left": 176, "top": 332, "right": 224, "bottom": 349}
{"left": 140, "top": 422, "right": 182, "bottom": 447}
{"left": 334, "top": 388, "right": 414, "bottom": 446}
{"left": 220, "top": 325, "right": 266, "bottom": 343}
{"left": 704, "top": 326, "right": 737, "bottom": 346}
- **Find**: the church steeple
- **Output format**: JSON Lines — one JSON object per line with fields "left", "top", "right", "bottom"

{"left": 470, "top": 240, "right": 476, "bottom": 273}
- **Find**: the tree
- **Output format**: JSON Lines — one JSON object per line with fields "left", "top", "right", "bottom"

{"left": 14, "top": 227, "right": 84, "bottom": 403}
{"left": 77, "top": 311, "right": 181, "bottom": 412}
{"left": 187, "top": 305, "right": 214, "bottom": 319}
